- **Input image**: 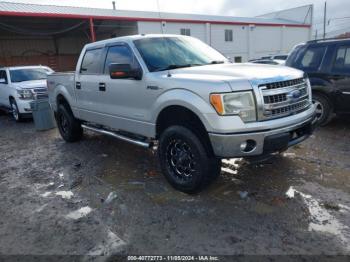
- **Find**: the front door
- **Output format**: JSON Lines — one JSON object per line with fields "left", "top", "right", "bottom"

{"left": 96, "top": 43, "right": 157, "bottom": 137}
{"left": 329, "top": 44, "right": 350, "bottom": 112}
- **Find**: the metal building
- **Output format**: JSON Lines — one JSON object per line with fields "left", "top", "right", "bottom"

{"left": 0, "top": 2, "right": 313, "bottom": 71}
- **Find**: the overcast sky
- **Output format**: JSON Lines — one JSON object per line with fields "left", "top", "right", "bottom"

{"left": 3, "top": 0, "right": 350, "bottom": 37}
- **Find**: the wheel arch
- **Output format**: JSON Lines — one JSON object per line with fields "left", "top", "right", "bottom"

{"left": 155, "top": 105, "right": 214, "bottom": 156}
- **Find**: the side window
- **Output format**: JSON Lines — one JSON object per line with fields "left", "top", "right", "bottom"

{"left": 225, "top": 29, "right": 233, "bottom": 42}
{"left": 0, "top": 70, "right": 8, "bottom": 84}
{"left": 80, "top": 48, "right": 103, "bottom": 74}
{"left": 180, "top": 28, "right": 191, "bottom": 36}
{"left": 332, "top": 45, "right": 350, "bottom": 74}
{"left": 104, "top": 45, "right": 139, "bottom": 74}
{"left": 300, "top": 46, "right": 326, "bottom": 70}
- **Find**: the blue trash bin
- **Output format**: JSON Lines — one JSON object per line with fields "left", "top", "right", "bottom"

{"left": 30, "top": 99, "right": 56, "bottom": 131}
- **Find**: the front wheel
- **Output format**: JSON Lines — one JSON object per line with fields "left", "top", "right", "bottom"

{"left": 158, "top": 125, "right": 221, "bottom": 194}
{"left": 10, "top": 98, "right": 23, "bottom": 122}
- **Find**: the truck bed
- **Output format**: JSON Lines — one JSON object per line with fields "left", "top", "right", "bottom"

{"left": 47, "top": 72, "right": 76, "bottom": 112}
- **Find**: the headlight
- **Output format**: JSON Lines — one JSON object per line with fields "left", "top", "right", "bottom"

{"left": 305, "top": 77, "right": 312, "bottom": 103}
{"left": 210, "top": 91, "right": 256, "bottom": 122}
{"left": 17, "top": 89, "right": 34, "bottom": 100}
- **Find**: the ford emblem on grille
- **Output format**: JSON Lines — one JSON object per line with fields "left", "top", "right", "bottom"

{"left": 287, "top": 90, "right": 302, "bottom": 102}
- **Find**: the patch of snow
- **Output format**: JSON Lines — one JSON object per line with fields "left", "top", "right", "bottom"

{"left": 222, "top": 158, "right": 241, "bottom": 168}
{"left": 286, "top": 187, "right": 295, "bottom": 199}
{"left": 55, "top": 191, "right": 74, "bottom": 199}
{"left": 35, "top": 204, "right": 48, "bottom": 213}
{"left": 41, "top": 192, "right": 52, "bottom": 197}
{"left": 283, "top": 152, "right": 296, "bottom": 158}
{"left": 88, "top": 230, "right": 126, "bottom": 255}
{"left": 105, "top": 192, "right": 117, "bottom": 204}
{"left": 221, "top": 167, "right": 238, "bottom": 175}
{"left": 65, "top": 206, "right": 92, "bottom": 220}
{"left": 58, "top": 172, "right": 64, "bottom": 178}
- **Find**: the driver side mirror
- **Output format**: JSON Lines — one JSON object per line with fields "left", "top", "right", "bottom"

{"left": 109, "top": 63, "right": 142, "bottom": 80}
{"left": 0, "top": 78, "right": 6, "bottom": 84}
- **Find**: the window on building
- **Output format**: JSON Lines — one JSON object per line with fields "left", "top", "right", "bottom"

{"left": 332, "top": 45, "right": 350, "bottom": 74}
{"left": 225, "top": 29, "right": 233, "bottom": 42}
{"left": 180, "top": 28, "right": 191, "bottom": 36}
{"left": 80, "top": 48, "right": 103, "bottom": 74}
{"left": 104, "top": 45, "right": 139, "bottom": 74}
{"left": 0, "top": 70, "right": 7, "bottom": 84}
{"left": 234, "top": 56, "right": 242, "bottom": 63}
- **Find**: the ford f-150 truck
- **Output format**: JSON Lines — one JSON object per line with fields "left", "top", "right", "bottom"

{"left": 0, "top": 65, "right": 53, "bottom": 121}
{"left": 48, "top": 34, "right": 317, "bottom": 193}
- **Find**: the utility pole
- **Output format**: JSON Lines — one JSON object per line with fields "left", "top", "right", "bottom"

{"left": 112, "top": 1, "right": 116, "bottom": 10}
{"left": 323, "top": 1, "right": 327, "bottom": 39}
{"left": 315, "top": 29, "right": 318, "bottom": 40}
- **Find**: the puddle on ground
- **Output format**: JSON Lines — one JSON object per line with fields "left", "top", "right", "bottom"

{"left": 286, "top": 186, "right": 350, "bottom": 250}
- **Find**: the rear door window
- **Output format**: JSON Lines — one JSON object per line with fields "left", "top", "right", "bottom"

{"left": 80, "top": 48, "right": 103, "bottom": 74}
{"left": 332, "top": 45, "right": 350, "bottom": 74}
{"left": 299, "top": 46, "right": 326, "bottom": 70}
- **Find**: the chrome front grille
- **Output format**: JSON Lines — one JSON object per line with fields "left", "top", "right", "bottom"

{"left": 258, "top": 78, "right": 310, "bottom": 120}
{"left": 33, "top": 87, "right": 48, "bottom": 100}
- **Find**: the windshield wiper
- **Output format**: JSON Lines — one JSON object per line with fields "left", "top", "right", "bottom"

{"left": 154, "top": 64, "right": 195, "bottom": 72}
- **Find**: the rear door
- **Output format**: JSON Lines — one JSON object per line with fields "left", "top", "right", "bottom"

{"left": 75, "top": 47, "right": 104, "bottom": 122}
{"left": 328, "top": 43, "right": 350, "bottom": 112}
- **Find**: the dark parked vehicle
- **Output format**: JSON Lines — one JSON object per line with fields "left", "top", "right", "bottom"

{"left": 286, "top": 38, "right": 350, "bottom": 125}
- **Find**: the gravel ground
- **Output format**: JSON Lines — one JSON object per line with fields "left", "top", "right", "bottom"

{"left": 0, "top": 110, "right": 349, "bottom": 260}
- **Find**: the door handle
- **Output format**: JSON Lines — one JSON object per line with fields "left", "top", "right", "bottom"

{"left": 99, "top": 82, "right": 106, "bottom": 91}
{"left": 76, "top": 82, "right": 81, "bottom": 89}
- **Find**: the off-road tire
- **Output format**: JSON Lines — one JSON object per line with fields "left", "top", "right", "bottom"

{"left": 313, "top": 93, "right": 333, "bottom": 126}
{"left": 56, "top": 104, "right": 83, "bottom": 142}
{"left": 158, "top": 125, "right": 221, "bottom": 194}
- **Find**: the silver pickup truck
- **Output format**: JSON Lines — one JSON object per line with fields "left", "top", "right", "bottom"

{"left": 48, "top": 34, "right": 317, "bottom": 193}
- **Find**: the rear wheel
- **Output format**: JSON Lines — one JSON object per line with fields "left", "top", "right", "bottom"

{"left": 56, "top": 104, "right": 83, "bottom": 142}
{"left": 312, "top": 93, "right": 333, "bottom": 126}
{"left": 10, "top": 98, "right": 23, "bottom": 122}
{"left": 158, "top": 125, "right": 221, "bottom": 194}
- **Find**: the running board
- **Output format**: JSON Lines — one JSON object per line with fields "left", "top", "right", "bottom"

{"left": 81, "top": 124, "right": 151, "bottom": 148}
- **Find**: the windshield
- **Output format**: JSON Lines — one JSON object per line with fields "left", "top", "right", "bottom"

{"left": 10, "top": 68, "right": 50, "bottom": 83}
{"left": 133, "top": 36, "right": 228, "bottom": 72}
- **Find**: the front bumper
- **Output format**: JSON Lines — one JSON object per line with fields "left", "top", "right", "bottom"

{"left": 209, "top": 112, "right": 317, "bottom": 158}
{"left": 16, "top": 99, "right": 33, "bottom": 114}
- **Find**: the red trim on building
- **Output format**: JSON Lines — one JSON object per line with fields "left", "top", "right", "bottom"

{"left": 0, "top": 11, "right": 311, "bottom": 28}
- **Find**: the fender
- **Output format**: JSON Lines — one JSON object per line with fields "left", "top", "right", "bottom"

{"left": 52, "top": 84, "right": 80, "bottom": 118}
{"left": 309, "top": 76, "right": 336, "bottom": 104}
{"left": 151, "top": 88, "right": 216, "bottom": 131}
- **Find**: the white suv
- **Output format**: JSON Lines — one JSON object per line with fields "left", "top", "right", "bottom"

{"left": 0, "top": 66, "right": 53, "bottom": 121}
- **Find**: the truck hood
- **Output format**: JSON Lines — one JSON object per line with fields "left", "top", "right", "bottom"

{"left": 168, "top": 63, "right": 304, "bottom": 88}
{"left": 12, "top": 79, "right": 47, "bottom": 90}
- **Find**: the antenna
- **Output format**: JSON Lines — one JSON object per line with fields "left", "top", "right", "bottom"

{"left": 156, "top": 0, "right": 164, "bottom": 34}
